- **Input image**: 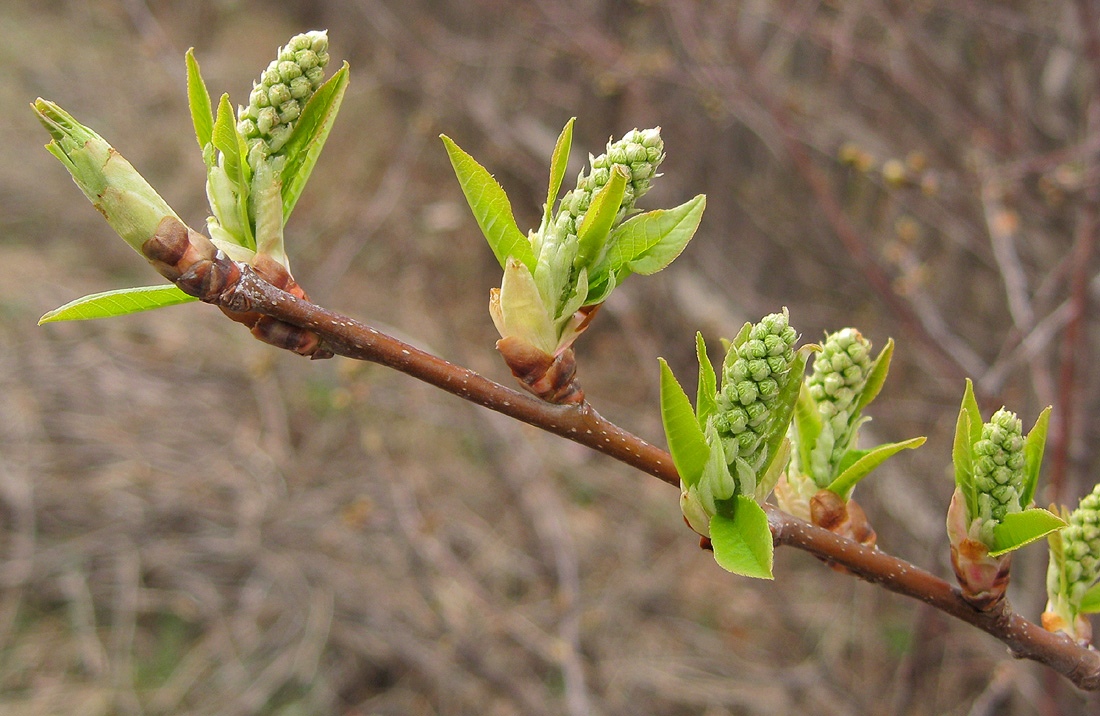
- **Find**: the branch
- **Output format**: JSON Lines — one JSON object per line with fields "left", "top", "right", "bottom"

{"left": 188, "top": 260, "right": 1100, "bottom": 691}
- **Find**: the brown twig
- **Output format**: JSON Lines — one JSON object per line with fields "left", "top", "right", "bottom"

{"left": 189, "top": 262, "right": 1100, "bottom": 691}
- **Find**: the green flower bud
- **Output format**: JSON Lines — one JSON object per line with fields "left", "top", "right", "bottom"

{"left": 550, "top": 127, "right": 665, "bottom": 255}
{"left": 713, "top": 310, "right": 799, "bottom": 483}
{"left": 973, "top": 409, "right": 1026, "bottom": 536}
{"left": 1059, "top": 484, "right": 1100, "bottom": 604}
{"left": 236, "top": 30, "right": 330, "bottom": 157}
{"left": 801, "top": 328, "right": 874, "bottom": 486}
{"left": 1045, "top": 483, "right": 1100, "bottom": 642}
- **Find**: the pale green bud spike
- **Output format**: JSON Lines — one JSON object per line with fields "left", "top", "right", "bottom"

{"left": 551, "top": 127, "right": 664, "bottom": 262}
{"left": 805, "top": 328, "right": 873, "bottom": 485}
{"left": 970, "top": 408, "right": 1026, "bottom": 545}
{"left": 237, "top": 30, "right": 330, "bottom": 157}
{"left": 33, "top": 99, "right": 180, "bottom": 253}
{"left": 1059, "top": 484, "right": 1100, "bottom": 605}
{"left": 1045, "top": 483, "right": 1100, "bottom": 642}
{"left": 712, "top": 310, "right": 798, "bottom": 493}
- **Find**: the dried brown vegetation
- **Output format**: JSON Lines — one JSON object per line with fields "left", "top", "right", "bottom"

{"left": 3, "top": 0, "right": 1100, "bottom": 714}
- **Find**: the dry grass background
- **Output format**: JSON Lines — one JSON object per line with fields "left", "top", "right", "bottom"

{"left": 2, "top": 0, "right": 1100, "bottom": 714}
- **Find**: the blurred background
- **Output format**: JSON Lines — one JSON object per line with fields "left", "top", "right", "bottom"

{"left": 2, "top": 0, "right": 1099, "bottom": 714}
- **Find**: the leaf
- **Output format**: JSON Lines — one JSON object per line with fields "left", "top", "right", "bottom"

{"left": 793, "top": 382, "right": 822, "bottom": 472}
{"left": 575, "top": 165, "right": 627, "bottom": 269}
{"left": 989, "top": 508, "right": 1066, "bottom": 557}
{"left": 1079, "top": 581, "right": 1100, "bottom": 614}
{"left": 953, "top": 380, "right": 980, "bottom": 519}
{"left": 710, "top": 496, "right": 774, "bottom": 579}
{"left": 855, "top": 337, "right": 893, "bottom": 414}
{"left": 39, "top": 285, "right": 198, "bottom": 324}
{"left": 211, "top": 93, "right": 253, "bottom": 248}
{"left": 699, "top": 425, "right": 734, "bottom": 509}
{"left": 583, "top": 270, "right": 617, "bottom": 307}
{"left": 757, "top": 437, "right": 791, "bottom": 502}
{"left": 834, "top": 447, "right": 872, "bottom": 477}
{"left": 1021, "top": 406, "right": 1051, "bottom": 507}
{"left": 441, "top": 134, "right": 534, "bottom": 271}
{"left": 280, "top": 63, "right": 349, "bottom": 220}
{"left": 960, "top": 378, "right": 983, "bottom": 443}
{"left": 185, "top": 48, "right": 214, "bottom": 151}
{"left": 759, "top": 347, "right": 811, "bottom": 481}
{"left": 730, "top": 321, "right": 753, "bottom": 350}
{"left": 543, "top": 118, "right": 575, "bottom": 226}
{"left": 659, "top": 358, "right": 709, "bottom": 488}
{"left": 252, "top": 157, "right": 286, "bottom": 265}
{"left": 498, "top": 258, "right": 555, "bottom": 353}
{"left": 604, "top": 195, "right": 706, "bottom": 276}
{"left": 827, "top": 436, "right": 926, "bottom": 500}
{"left": 695, "top": 332, "right": 718, "bottom": 428}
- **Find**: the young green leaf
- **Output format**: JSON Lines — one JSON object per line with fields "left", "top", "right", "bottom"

{"left": 729, "top": 322, "right": 753, "bottom": 351}
{"left": 854, "top": 338, "right": 894, "bottom": 413}
{"left": 1080, "top": 582, "right": 1100, "bottom": 614}
{"left": 279, "top": 62, "right": 350, "bottom": 220}
{"left": 710, "top": 496, "right": 774, "bottom": 579}
{"left": 960, "top": 378, "right": 982, "bottom": 443}
{"left": 1020, "top": 406, "right": 1051, "bottom": 507}
{"left": 826, "top": 436, "right": 926, "bottom": 500}
{"left": 575, "top": 165, "right": 628, "bottom": 268}
{"left": 39, "top": 285, "right": 197, "bottom": 324}
{"left": 695, "top": 332, "right": 718, "bottom": 428}
{"left": 953, "top": 389, "right": 977, "bottom": 519}
{"left": 603, "top": 195, "right": 706, "bottom": 276}
{"left": 793, "top": 382, "right": 822, "bottom": 472}
{"left": 757, "top": 437, "right": 791, "bottom": 502}
{"left": 759, "top": 348, "right": 812, "bottom": 480}
{"left": 989, "top": 508, "right": 1066, "bottom": 557}
{"left": 211, "top": 93, "right": 253, "bottom": 248}
{"left": 185, "top": 48, "right": 214, "bottom": 151}
{"left": 497, "top": 259, "right": 555, "bottom": 353}
{"left": 543, "top": 118, "right": 575, "bottom": 226}
{"left": 441, "top": 134, "right": 534, "bottom": 271}
{"left": 659, "top": 358, "right": 709, "bottom": 488}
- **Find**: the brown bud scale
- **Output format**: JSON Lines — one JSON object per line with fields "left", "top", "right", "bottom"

{"left": 496, "top": 337, "right": 584, "bottom": 404}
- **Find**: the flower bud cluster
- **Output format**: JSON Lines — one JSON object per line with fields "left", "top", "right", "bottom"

{"left": 551, "top": 128, "right": 664, "bottom": 249}
{"left": 805, "top": 328, "right": 872, "bottom": 483}
{"left": 1056, "top": 483, "right": 1100, "bottom": 607}
{"left": 236, "top": 31, "right": 330, "bottom": 155}
{"left": 973, "top": 409, "right": 1026, "bottom": 536}
{"left": 714, "top": 311, "right": 798, "bottom": 475}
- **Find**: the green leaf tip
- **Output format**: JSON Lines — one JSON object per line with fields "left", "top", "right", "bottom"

{"left": 989, "top": 508, "right": 1065, "bottom": 557}
{"left": 543, "top": 118, "right": 576, "bottom": 226}
{"left": 710, "top": 496, "right": 774, "bottom": 579}
{"left": 659, "top": 357, "right": 709, "bottom": 488}
{"left": 441, "top": 133, "right": 533, "bottom": 271}
{"left": 39, "top": 284, "right": 198, "bottom": 324}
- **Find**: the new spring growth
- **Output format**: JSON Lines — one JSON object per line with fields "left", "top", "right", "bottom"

{"left": 973, "top": 409, "right": 1027, "bottom": 543}
{"left": 35, "top": 30, "right": 349, "bottom": 328}
{"left": 200, "top": 31, "right": 333, "bottom": 266}
{"left": 660, "top": 310, "right": 812, "bottom": 578}
{"left": 778, "top": 328, "right": 875, "bottom": 519}
{"left": 444, "top": 120, "right": 705, "bottom": 402}
{"left": 712, "top": 310, "right": 799, "bottom": 496}
{"left": 236, "top": 31, "right": 331, "bottom": 156}
{"left": 774, "top": 328, "right": 920, "bottom": 540}
{"left": 1044, "top": 483, "right": 1100, "bottom": 644}
{"left": 32, "top": 99, "right": 181, "bottom": 256}
{"left": 804, "top": 328, "right": 873, "bottom": 482}
{"left": 947, "top": 380, "right": 1062, "bottom": 610}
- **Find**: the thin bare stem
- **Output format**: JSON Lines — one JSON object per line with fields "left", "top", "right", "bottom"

{"left": 201, "top": 264, "right": 1100, "bottom": 691}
